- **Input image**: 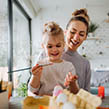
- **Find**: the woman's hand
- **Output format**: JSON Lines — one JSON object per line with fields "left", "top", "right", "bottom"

{"left": 64, "top": 72, "right": 78, "bottom": 87}
{"left": 64, "top": 72, "right": 79, "bottom": 94}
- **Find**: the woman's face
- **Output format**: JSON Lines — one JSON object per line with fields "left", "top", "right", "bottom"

{"left": 65, "top": 20, "right": 87, "bottom": 51}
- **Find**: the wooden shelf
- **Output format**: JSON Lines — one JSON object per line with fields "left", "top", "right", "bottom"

{"left": 105, "top": 46, "right": 109, "bottom": 48}
{"left": 86, "top": 37, "right": 100, "bottom": 40}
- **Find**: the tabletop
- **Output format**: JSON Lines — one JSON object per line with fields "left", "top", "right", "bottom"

{"left": 9, "top": 96, "right": 109, "bottom": 109}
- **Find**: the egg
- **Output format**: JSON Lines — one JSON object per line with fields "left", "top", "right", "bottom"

{"left": 63, "top": 102, "right": 76, "bottom": 109}
{"left": 56, "top": 93, "right": 67, "bottom": 103}
{"left": 54, "top": 85, "right": 63, "bottom": 92}
{"left": 53, "top": 85, "right": 63, "bottom": 97}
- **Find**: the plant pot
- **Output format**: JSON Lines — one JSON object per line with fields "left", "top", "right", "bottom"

{"left": 88, "top": 33, "right": 94, "bottom": 37}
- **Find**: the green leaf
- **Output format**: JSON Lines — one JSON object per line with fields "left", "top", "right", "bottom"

{"left": 88, "top": 22, "right": 99, "bottom": 33}
{"left": 16, "top": 83, "right": 28, "bottom": 97}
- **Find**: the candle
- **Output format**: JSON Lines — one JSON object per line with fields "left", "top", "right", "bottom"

{"left": 98, "top": 86, "right": 105, "bottom": 99}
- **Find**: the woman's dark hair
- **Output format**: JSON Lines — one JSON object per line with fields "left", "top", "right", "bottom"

{"left": 66, "top": 16, "right": 89, "bottom": 35}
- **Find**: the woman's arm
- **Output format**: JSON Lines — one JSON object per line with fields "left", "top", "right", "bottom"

{"left": 64, "top": 72, "right": 79, "bottom": 94}
{"left": 85, "top": 61, "right": 91, "bottom": 92}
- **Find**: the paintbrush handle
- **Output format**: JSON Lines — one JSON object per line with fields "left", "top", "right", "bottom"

{"left": 7, "top": 67, "right": 32, "bottom": 73}
{"left": 39, "top": 63, "right": 53, "bottom": 67}
{"left": 7, "top": 63, "right": 53, "bottom": 73}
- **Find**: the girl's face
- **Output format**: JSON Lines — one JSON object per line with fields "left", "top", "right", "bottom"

{"left": 42, "top": 34, "right": 65, "bottom": 63}
{"left": 65, "top": 20, "right": 87, "bottom": 51}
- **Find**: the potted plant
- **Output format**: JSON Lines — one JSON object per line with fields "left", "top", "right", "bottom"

{"left": 88, "top": 22, "right": 99, "bottom": 37}
{"left": 16, "top": 83, "right": 28, "bottom": 97}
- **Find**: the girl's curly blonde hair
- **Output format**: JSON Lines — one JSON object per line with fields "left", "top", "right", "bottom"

{"left": 42, "top": 21, "right": 65, "bottom": 44}
{"left": 43, "top": 21, "right": 63, "bottom": 35}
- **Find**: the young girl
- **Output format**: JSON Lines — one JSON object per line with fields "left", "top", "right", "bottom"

{"left": 28, "top": 22, "right": 79, "bottom": 96}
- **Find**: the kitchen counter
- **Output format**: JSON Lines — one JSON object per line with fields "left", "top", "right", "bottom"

{"left": 99, "top": 96, "right": 109, "bottom": 108}
{"left": 9, "top": 97, "right": 24, "bottom": 109}
{"left": 9, "top": 96, "right": 109, "bottom": 109}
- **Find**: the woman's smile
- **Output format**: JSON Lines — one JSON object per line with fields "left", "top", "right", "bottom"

{"left": 70, "top": 39, "right": 79, "bottom": 46}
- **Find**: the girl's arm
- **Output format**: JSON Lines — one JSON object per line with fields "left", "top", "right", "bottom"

{"left": 29, "top": 64, "right": 43, "bottom": 89}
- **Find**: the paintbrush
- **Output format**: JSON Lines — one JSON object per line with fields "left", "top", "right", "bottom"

{"left": 7, "top": 63, "right": 53, "bottom": 73}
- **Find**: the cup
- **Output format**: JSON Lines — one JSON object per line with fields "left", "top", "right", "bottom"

{"left": 7, "top": 82, "right": 12, "bottom": 99}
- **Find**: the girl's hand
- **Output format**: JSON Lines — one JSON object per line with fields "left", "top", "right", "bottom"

{"left": 30, "top": 64, "right": 43, "bottom": 89}
{"left": 31, "top": 64, "right": 43, "bottom": 78}
{"left": 64, "top": 72, "right": 78, "bottom": 87}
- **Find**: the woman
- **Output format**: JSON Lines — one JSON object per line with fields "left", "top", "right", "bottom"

{"left": 62, "top": 8, "right": 91, "bottom": 92}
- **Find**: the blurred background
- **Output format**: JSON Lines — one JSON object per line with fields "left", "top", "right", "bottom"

{"left": 0, "top": 0, "right": 109, "bottom": 97}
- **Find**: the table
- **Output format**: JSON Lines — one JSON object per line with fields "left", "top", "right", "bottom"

{"left": 99, "top": 96, "right": 109, "bottom": 108}
{"left": 9, "top": 96, "right": 109, "bottom": 109}
{"left": 9, "top": 97, "right": 24, "bottom": 109}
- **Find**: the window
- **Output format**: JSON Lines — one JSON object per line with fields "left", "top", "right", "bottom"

{"left": 13, "top": 3, "right": 31, "bottom": 89}
{"left": 0, "top": 0, "right": 8, "bottom": 81}
{"left": 8, "top": 0, "right": 32, "bottom": 96}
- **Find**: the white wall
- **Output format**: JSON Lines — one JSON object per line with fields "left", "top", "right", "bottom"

{"left": 31, "top": 0, "right": 109, "bottom": 69}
